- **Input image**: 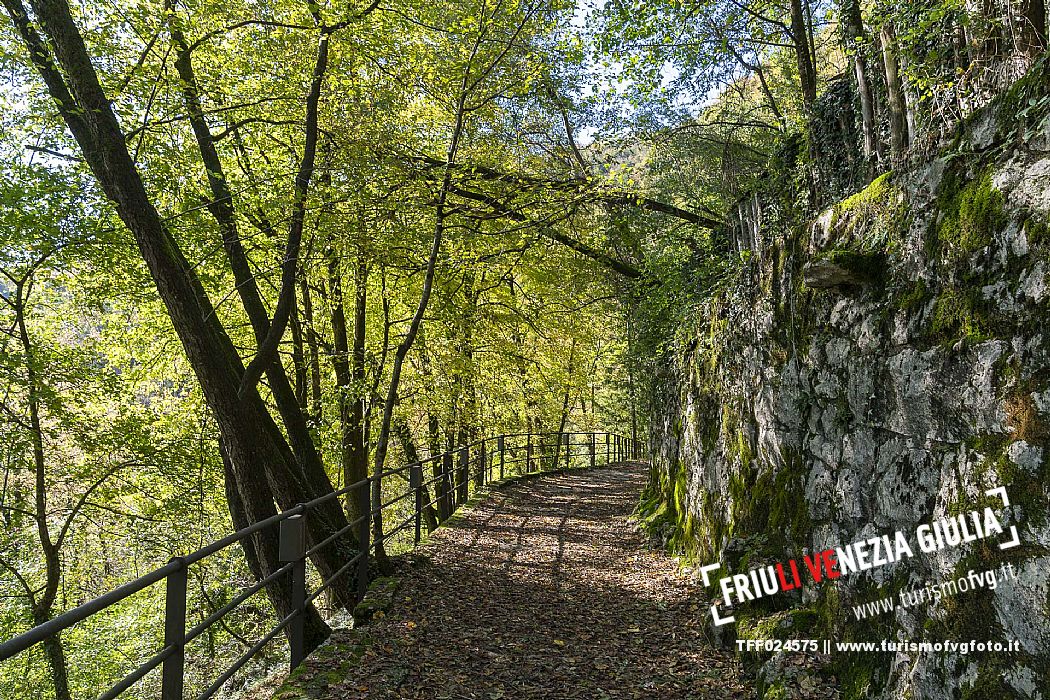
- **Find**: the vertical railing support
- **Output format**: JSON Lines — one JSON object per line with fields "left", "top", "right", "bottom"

{"left": 279, "top": 514, "right": 307, "bottom": 670}
{"left": 564, "top": 432, "right": 570, "bottom": 468}
{"left": 356, "top": 480, "right": 370, "bottom": 603}
{"left": 458, "top": 446, "right": 469, "bottom": 505}
{"left": 589, "top": 433, "right": 595, "bottom": 469}
{"left": 498, "top": 435, "right": 505, "bottom": 480}
{"left": 605, "top": 433, "right": 610, "bottom": 464}
{"left": 411, "top": 463, "right": 423, "bottom": 544}
{"left": 527, "top": 434, "right": 533, "bottom": 473}
{"left": 479, "top": 439, "right": 487, "bottom": 487}
{"left": 161, "top": 559, "right": 187, "bottom": 700}
{"left": 442, "top": 451, "right": 454, "bottom": 519}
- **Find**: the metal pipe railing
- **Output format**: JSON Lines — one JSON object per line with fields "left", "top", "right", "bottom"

{"left": 0, "top": 430, "right": 644, "bottom": 700}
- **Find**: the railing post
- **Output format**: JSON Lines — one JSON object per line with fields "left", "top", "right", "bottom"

{"left": 564, "top": 432, "right": 570, "bottom": 469}
{"left": 356, "top": 480, "right": 370, "bottom": 603}
{"left": 527, "top": 434, "right": 533, "bottom": 473}
{"left": 441, "top": 451, "right": 453, "bottom": 518}
{"left": 279, "top": 513, "right": 307, "bottom": 670}
{"left": 458, "top": 446, "right": 469, "bottom": 505}
{"left": 498, "top": 435, "right": 505, "bottom": 480}
{"left": 411, "top": 463, "right": 423, "bottom": 544}
{"left": 589, "top": 433, "right": 595, "bottom": 469}
{"left": 479, "top": 439, "right": 487, "bottom": 487}
{"left": 605, "top": 433, "right": 610, "bottom": 464}
{"left": 161, "top": 559, "right": 187, "bottom": 700}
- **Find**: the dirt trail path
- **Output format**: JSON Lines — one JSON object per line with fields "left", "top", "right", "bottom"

{"left": 316, "top": 464, "right": 749, "bottom": 699}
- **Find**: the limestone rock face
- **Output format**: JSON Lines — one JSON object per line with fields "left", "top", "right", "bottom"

{"left": 646, "top": 82, "right": 1050, "bottom": 699}
{"left": 801, "top": 259, "right": 865, "bottom": 288}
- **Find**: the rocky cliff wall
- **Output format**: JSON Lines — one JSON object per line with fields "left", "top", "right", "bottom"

{"left": 642, "top": 59, "right": 1050, "bottom": 699}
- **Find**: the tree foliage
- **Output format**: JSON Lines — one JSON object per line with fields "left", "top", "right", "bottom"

{"left": 0, "top": 0, "right": 1043, "bottom": 694}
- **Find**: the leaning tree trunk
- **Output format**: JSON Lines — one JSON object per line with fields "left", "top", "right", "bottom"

{"left": 369, "top": 66, "right": 473, "bottom": 565}
{"left": 166, "top": 13, "right": 356, "bottom": 582}
{"left": 1, "top": 0, "right": 347, "bottom": 649}
{"left": 222, "top": 449, "right": 328, "bottom": 651}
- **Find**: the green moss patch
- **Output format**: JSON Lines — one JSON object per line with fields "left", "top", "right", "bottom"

{"left": 272, "top": 630, "right": 371, "bottom": 700}
{"left": 352, "top": 576, "right": 400, "bottom": 624}
{"left": 930, "top": 285, "right": 990, "bottom": 342}
{"left": 827, "top": 172, "right": 909, "bottom": 252}
{"left": 936, "top": 168, "right": 1007, "bottom": 256}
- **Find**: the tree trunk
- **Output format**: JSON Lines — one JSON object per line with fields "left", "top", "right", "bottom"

{"left": 789, "top": 0, "right": 818, "bottom": 107}
{"left": 427, "top": 411, "right": 453, "bottom": 522}
{"left": 222, "top": 449, "right": 328, "bottom": 651}
{"left": 35, "top": 613, "right": 71, "bottom": 700}
{"left": 458, "top": 268, "right": 481, "bottom": 489}
{"left": 880, "top": 23, "right": 910, "bottom": 159}
{"left": 553, "top": 339, "right": 576, "bottom": 468}
{"left": 299, "top": 275, "right": 323, "bottom": 421}
{"left": 3, "top": 0, "right": 350, "bottom": 640}
{"left": 898, "top": 48, "right": 919, "bottom": 145}
{"left": 289, "top": 306, "right": 308, "bottom": 408}
{"left": 1021, "top": 0, "right": 1047, "bottom": 56}
{"left": 328, "top": 246, "right": 367, "bottom": 535}
{"left": 393, "top": 418, "right": 439, "bottom": 532}
{"left": 166, "top": 9, "right": 350, "bottom": 549}
{"left": 350, "top": 255, "right": 370, "bottom": 496}
{"left": 841, "top": 0, "right": 881, "bottom": 167}
{"left": 14, "top": 286, "right": 72, "bottom": 700}
{"left": 370, "top": 68, "right": 473, "bottom": 564}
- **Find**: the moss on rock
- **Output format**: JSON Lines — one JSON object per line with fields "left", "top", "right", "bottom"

{"left": 937, "top": 168, "right": 1008, "bottom": 256}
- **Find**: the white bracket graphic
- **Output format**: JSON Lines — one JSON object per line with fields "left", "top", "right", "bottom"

{"left": 710, "top": 604, "right": 736, "bottom": 626}
{"left": 699, "top": 563, "right": 722, "bottom": 586}
{"left": 985, "top": 486, "right": 1021, "bottom": 550}
{"left": 698, "top": 563, "right": 735, "bottom": 626}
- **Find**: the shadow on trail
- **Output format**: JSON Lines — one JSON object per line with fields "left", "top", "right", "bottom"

{"left": 323, "top": 465, "right": 750, "bottom": 700}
